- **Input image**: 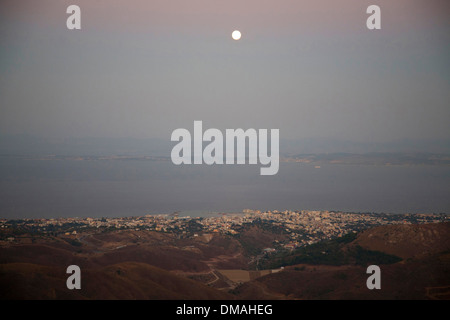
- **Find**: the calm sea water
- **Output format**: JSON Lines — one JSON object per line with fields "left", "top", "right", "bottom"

{"left": 0, "top": 158, "right": 449, "bottom": 219}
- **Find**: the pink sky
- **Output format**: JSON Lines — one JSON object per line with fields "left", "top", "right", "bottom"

{"left": 3, "top": 0, "right": 448, "bottom": 36}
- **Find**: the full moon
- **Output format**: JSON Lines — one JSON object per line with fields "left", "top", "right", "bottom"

{"left": 232, "top": 30, "right": 241, "bottom": 40}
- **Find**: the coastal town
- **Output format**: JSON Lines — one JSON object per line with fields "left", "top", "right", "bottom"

{"left": 1, "top": 210, "right": 447, "bottom": 250}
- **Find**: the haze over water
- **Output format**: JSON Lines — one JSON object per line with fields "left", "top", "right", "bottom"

{"left": 1, "top": 157, "right": 448, "bottom": 219}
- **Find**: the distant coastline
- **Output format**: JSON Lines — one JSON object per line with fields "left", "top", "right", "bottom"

{"left": 1, "top": 152, "right": 450, "bottom": 166}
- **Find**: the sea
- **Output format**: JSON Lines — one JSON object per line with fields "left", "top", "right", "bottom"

{"left": 0, "top": 157, "right": 449, "bottom": 219}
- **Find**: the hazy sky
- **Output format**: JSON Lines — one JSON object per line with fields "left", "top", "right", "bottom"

{"left": 1, "top": 0, "right": 449, "bottom": 144}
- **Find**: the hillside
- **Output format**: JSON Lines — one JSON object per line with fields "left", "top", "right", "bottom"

{"left": 352, "top": 222, "right": 450, "bottom": 260}
{"left": 0, "top": 229, "right": 246, "bottom": 299}
{"left": 0, "top": 222, "right": 448, "bottom": 299}
{"left": 234, "top": 222, "right": 450, "bottom": 300}
{"left": 0, "top": 261, "right": 233, "bottom": 300}
{"left": 234, "top": 250, "right": 450, "bottom": 300}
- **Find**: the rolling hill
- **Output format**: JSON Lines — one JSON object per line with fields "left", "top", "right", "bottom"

{"left": 0, "top": 222, "right": 448, "bottom": 299}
